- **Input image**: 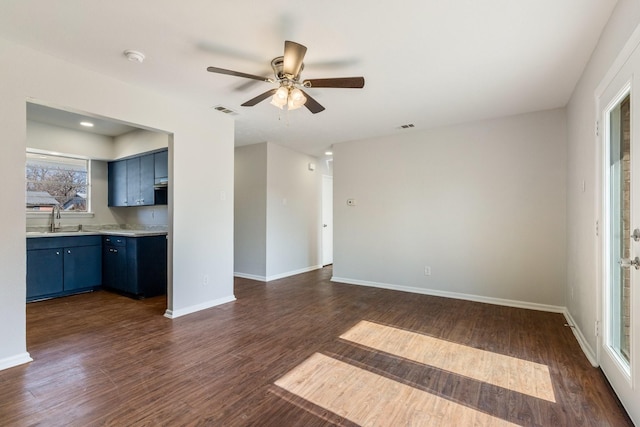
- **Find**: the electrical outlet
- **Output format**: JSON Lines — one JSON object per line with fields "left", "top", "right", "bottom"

{"left": 424, "top": 266, "right": 431, "bottom": 276}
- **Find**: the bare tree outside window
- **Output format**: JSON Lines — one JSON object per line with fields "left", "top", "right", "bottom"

{"left": 26, "top": 152, "right": 89, "bottom": 212}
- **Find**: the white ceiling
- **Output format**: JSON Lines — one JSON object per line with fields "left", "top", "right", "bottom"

{"left": 27, "top": 103, "right": 140, "bottom": 137}
{"left": 1, "top": 0, "right": 618, "bottom": 157}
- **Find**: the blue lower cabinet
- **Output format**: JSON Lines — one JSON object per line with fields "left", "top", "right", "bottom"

{"left": 26, "top": 249, "right": 64, "bottom": 299}
{"left": 64, "top": 245, "right": 102, "bottom": 291}
{"left": 102, "top": 237, "right": 128, "bottom": 293}
{"left": 27, "top": 234, "right": 166, "bottom": 302}
{"left": 27, "top": 236, "right": 102, "bottom": 301}
{"left": 102, "top": 235, "right": 167, "bottom": 298}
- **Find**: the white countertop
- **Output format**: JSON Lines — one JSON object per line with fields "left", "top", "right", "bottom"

{"left": 26, "top": 230, "right": 168, "bottom": 238}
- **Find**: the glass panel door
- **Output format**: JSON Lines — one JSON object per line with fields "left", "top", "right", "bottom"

{"left": 608, "top": 93, "right": 631, "bottom": 369}
{"left": 599, "top": 32, "right": 640, "bottom": 426}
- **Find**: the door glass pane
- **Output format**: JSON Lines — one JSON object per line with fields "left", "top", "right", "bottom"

{"left": 609, "top": 93, "right": 631, "bottom": 365}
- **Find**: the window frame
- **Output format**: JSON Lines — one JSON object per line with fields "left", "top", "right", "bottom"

{"left": 26, "top": 148, "right": 93, "bottom": 216}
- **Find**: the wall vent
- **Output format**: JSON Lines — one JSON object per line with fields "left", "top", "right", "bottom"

{"left": 399, "top": 123, "right": 415, "bottom": 129}
{"left": 212, "top": 105, "right": 238, "bottom": 115}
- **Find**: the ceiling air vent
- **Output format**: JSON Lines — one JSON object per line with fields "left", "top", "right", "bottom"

{"left": 212, "top": 105, "right": 238, "bottom": 115}
{"left": 399, "top": 123, "right": 415, "bottom": 129}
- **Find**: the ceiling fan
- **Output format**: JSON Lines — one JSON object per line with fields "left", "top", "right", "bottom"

{"left": 207, "top": 40, "right": 365, "bottom": 114}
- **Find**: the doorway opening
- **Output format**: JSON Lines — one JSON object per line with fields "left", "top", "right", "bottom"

{"left": 322, "top": 175, "right": 333, "bottom": 266}
{"left": 24, "top": 101, "right": 173, "bottom": 340}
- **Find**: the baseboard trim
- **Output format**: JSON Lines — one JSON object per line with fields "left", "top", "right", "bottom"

{"left": 331, "top": 276, "right": 565, "bottom": 313}
{"left": 235, "top": 265, "right": 323, "bottom": 283}
{"left": 0, "top": 352, "right": 33, "bottom": 371}
{"left": 563, "top": 309, "right": 598, "bottom": 367}
{"left": 266, "top": 265, "right": 322, "bottom": 282}
{"left": 164, "top": 295, "right": 236, "bottom": 319}
{"left": 234, "top": 272, "right": 267, "bottom": 282}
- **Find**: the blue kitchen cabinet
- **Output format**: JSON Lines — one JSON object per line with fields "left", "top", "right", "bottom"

{"left": 102, "top": 236, "right": 128, "bottom": 293}
{"left": 154, "top": 150, "right": 168, "bottom": 183}
{"left": 126, "top": 153, "right": 154, "bottom": 206}
{"left": 26, "top": 248, "right": 64, "bottom": 299}
{"left": 108, "top": 150, "right": 167, "bottom": 207}
{"left": 27, "top": 235, "right": 102, "bottom": 301}
{"left": 64, "top": 244, "right": 102, "bottom": 291}
{"left": 153, "top": 150, "right": 168, "bottom": 205}
{"left": 102, "top": 234, "right": 167, "bottom": 298}
{"left": 108, "top": 159, "right": 128, "bottom": 207}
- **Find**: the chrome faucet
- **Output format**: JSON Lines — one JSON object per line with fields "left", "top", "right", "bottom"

{"left": 51, "top": 205, "right": 61, "bottom": 232}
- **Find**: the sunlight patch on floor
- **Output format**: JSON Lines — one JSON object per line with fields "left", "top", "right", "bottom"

{"left": 340, "top": 320, "right": 556, "bottom": 403}
{"left": 275, "top": 352, "right": 518, "bottom": 426}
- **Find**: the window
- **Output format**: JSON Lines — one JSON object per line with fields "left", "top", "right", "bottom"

{"left": 26, "top": 151, "right": 90, "bottom": 212}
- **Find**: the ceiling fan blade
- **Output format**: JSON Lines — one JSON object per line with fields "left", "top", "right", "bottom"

{"left": 241, "top": 89, "right": 278, "bottom": 107}
{"left": 283, "top": 40, "right": 307, "bottom": 78}
{"left": 207, "top": 66, "right": 271, "bottom": 82}
{"left": 303, "top": 77, "right": 365, "bottom": 88}
{"left": 300, "top": 89, "right": 325, "bottom": 114}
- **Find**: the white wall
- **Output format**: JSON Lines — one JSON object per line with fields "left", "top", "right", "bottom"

{"left": 113, "top": 128, "right": 168, "bottom": 159}
{"left": 27, "top": 119, "right": 114, "bottom": 159}
{"left": 234, "top": 143, "right": 267, "bottom": 277}
{"left": 566, "top": 0, "right": 640, "bottom": 359}
{"left": 333, "top": 108, "right": 567, "bottom": 309}
{"left": 266, "top": 143, "right": 321, "bottom": 279}
{"left": 234, "top": 142, "right": 322, "bottom": 281}
{"left": 0, "top": 37, "right": 235, "bottom": 370}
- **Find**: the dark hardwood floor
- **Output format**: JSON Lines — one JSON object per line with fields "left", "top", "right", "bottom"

{"left": 0, "top": 266, "right": 632, "bottom": 426}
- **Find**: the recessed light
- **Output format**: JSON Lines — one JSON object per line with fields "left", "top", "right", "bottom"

{"left": 325, "top": 151, "right": 333, "bottom": 156}
{"left": 80, "top": 121, "right": 94, "bottom": 127}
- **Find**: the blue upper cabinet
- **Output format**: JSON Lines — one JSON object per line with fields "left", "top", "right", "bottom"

{"left": 108, "top": 159, "right": 128, "bottom": 207}
{"left": 108, "top": 149, "right": 167, "bottom": 207}
{"left": 154, "top": 150, "right": 168, "bottom": 184}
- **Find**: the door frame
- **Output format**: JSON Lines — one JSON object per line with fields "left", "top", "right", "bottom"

{"left": 594, "top": 24, "right": 640, "bottom": 426}
{"left": 321, "top": 174, "right": 333, "bottom": 266}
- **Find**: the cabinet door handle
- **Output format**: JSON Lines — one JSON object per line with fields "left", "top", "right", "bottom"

{"left": 113, "top": 249, "right": 118, "bottom": 254}
{"left": 67, "top": 250, "right": 71, "bottom": 254}
{"left": 56, "top": 251, "right": 60, "bottom": 255}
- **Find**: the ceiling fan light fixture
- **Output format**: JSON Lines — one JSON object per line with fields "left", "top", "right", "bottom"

{"left": 270, "top": 86, "right": 289, "bottom": 109}
{"left": 207, "top": 40, "right": 363, "bottom": 114}
{"left": 287, "top": 87, "right": 307, "bottom": 110}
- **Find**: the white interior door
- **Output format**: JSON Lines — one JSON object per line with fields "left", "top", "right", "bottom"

{"left": 599, "top": 42, "right": 640, "bottom": 425}
{"left": 322, "top": 175, "right": 333, "bottom": 266}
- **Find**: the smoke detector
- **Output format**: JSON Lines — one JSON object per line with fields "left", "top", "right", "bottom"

{"left": 123, "top": 50, "right": 145, "bottom": 63}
